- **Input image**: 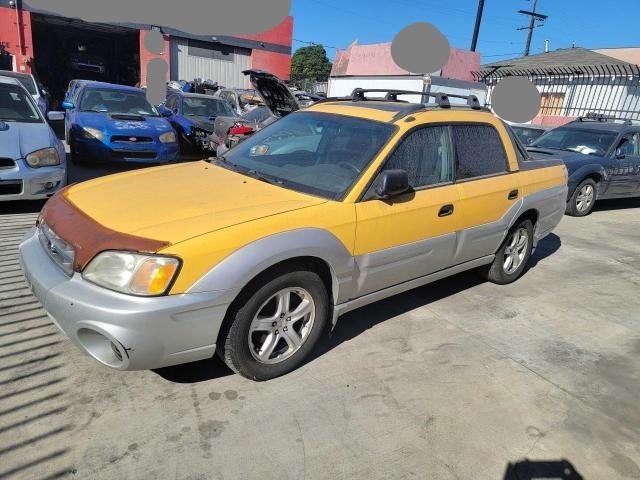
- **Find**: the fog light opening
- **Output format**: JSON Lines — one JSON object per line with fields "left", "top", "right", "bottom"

{"left": 45, "top": 182, "right": 54, "bottom": 190}
{"left": 77, "top": 328, "right": 127, "bottom": 369}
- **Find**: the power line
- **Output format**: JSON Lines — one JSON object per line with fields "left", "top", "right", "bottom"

{"left": 293, "top": 38, "right": 341, "bottom": 50}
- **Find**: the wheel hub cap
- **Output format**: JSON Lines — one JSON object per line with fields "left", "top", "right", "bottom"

{"left": 576, "top": 184, "right": 594, "bottom": 212}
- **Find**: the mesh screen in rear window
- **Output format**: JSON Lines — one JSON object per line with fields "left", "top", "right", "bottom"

{"left": 453, "top": 124, "right": 508, "bottom": 180}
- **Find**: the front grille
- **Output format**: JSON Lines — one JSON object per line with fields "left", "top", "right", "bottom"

{"left": 111, "top": 151, "right": 157, "bottom": 160}
{"left": 38, "top": 222, "right": 75, "bottom": 276}
{"left": 0, "top": 158, "right": 16, "bottom": 169}
{"left": 111, "top": 136, "right": 153, "bottom": 144}
{"left": 0, "top": 181, "right": 22, "bottom": 195}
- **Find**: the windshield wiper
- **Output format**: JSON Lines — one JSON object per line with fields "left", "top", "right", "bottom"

{"left": 246, "top": 170, "right": 284, "bottom": 186}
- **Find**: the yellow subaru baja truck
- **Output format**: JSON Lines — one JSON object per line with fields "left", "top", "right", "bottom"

{"left": 20, "top": 88, "right": 568, "bottom": 381}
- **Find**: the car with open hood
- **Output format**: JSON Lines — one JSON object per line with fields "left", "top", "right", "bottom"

{"left": 62, "top": 81, "right": 179, "bottom": 164}
{"left": 527, "top": 114, "right": 640, "bottom": 216}
{"left": 20, "top": 88, "right": 567, "bottom": 380}
{"left": 0, "top": 75, "right": 66, "bottom": 201}
{"left": 158, "top": 91, "right": 236, "bottom": 154}
{"left": 213, "top": 70, "right": 300, "bottom": 155}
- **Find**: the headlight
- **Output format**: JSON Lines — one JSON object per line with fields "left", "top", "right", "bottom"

{"left": 81, "top": 126, "right": 105, "bottom": 141}
{"left": 83, "top": 251, "right": 180, "bottom": 296}
{"left": 25, "top": 147, "right": 61, "bottom": 168}
{"left": 159, "top": 131, "right": 177, "bottom": 143}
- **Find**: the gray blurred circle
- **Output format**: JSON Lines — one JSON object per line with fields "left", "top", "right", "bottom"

{"left": 491, "top": 77, "right": 541, "bottom": 124}
{"left": 391, "top": 22, "right": 450, "bottom": 74}
{"left": 146, "top": 58, "right": 169, "bottom": 105}
{"left": 144, "top": 29, "right": 164, "bottom": 54}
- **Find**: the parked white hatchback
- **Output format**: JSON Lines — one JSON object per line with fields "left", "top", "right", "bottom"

{"left": 0, "top": 76, "right": 66, "bottom": 201}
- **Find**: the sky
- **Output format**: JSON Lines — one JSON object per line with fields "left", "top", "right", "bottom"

{"left": 290, "top": 0, "right": 640, "bottom": 62}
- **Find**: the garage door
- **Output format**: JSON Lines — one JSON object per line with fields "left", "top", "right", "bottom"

{"left": 171, "top": 38, "right": 251, "bottom": 89}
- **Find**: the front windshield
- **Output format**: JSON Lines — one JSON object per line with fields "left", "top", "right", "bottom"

{"left": 0, "top": 83, "right": 43, "bottom": 123}
{"left": 182, "top": 97, "right": 235, "bottom": 117}
{"left": 1, "top": 72, "right": 37, "bottom": 95}
{"left": 80, "top": 88, "right": 159, "bottom": 116}
{"left": 224, "top": 111, "right": 396, "bottom": 200}
{"left": 531, "top": 127, "right": 617, "bottom": 156}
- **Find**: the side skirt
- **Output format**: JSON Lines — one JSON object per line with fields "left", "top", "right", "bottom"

{"left": 331, "top": 255, "right": 495, "bottom": 325}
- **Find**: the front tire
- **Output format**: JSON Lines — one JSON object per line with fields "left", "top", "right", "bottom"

{"left": 566, "top": 178, "right": 597, "bottom": 217}
{"left": 217, "top": 270, "right": 329, "bottom": 381}
{"left": 479, "top": 219, "right": 534, "bottom": 285}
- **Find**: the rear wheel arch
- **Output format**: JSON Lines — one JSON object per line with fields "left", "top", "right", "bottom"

{"left": 515, "top": 208, "right": 539, "bottom": 228}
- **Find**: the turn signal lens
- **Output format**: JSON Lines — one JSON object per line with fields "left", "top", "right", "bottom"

{"left": 130, "top": 258, "right": 179, "bottom": 295}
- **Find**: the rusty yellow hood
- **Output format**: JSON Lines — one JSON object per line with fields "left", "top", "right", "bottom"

{"left": 65, "top": 161, "right": 326, "bottom": 244}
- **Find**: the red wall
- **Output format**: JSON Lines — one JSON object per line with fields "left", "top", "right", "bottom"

{"left": 241, "top": 16, "right": 293, "bottom": 81}
{"left": 139, "top": 30, "right": 171, "bottom": 85}
{"left": 0, "top": 5, "right": 34, "bottom": 73}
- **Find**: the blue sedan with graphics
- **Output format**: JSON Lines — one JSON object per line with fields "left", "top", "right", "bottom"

{"left": 63, "top": 81, "right": 179, "bottom": 164}
{"left": 159, "top": 91, "right": 236, "bottom": 154}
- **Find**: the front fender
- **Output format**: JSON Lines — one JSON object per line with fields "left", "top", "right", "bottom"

{"left": 568, "top": 164, "right": 607, "bottom": 197}
{"left": 187, "top": 228, "right": 357, "bottom": 305}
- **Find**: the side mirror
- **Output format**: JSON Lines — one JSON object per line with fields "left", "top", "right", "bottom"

{"left": 47, "top": 111, "right": 65, "bottom": 121}
{"left": 375, "top": 169, "right": 410, "bottom": 198}
{"left": 61, "top": 101, "right": 75, "bottom": 110}
{"left": 160, "top": 109, "right": 172, "bottom": 117}
{"left": 615, "top": 148, "right": 626, "bottom": 160}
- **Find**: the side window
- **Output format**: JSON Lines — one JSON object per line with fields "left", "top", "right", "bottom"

{"left": 617, "top": 133, "right": 640, "bottom": 157}
{"left": 165, "top": 96, "right": 176, "bottom": 110}
{"left": 384, "top": 126, "right": 453, "bottom": 189}
{"left": 453, "top": 124, "right": 509, "bottom": 180}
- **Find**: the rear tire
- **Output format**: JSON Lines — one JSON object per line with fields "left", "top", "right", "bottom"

{"left": 566, "top": 178, "right": 597, "bottom": 217}
{"left": 479, "top": 219, "right": 534, "bottom": 285}
{"left": 217, "top": 269, "right": 329, "bottom": 381}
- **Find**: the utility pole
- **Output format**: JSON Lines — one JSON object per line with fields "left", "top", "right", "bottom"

{"left": 517, "top": 0, "right": 547, "bottom": 56}
{"left": 470, "top": 0, "right": 485, "bottom": 52}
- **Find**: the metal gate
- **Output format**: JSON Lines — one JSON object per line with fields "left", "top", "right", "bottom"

{"left": 474, "top": 64, "right": 640, "bottom": 120}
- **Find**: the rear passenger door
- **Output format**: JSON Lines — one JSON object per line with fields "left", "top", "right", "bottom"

{"left": 452, "top": 123, "right": 520, "bottom": 264}
{"left": 354, "top": 126, "right": 461, "bottom": 297}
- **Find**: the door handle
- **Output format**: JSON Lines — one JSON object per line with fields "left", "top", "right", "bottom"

{"left": 508, "top": 189, "right": 519, "bottom": 200}
{"left": 438, "top": 204, "right": 454, "bottom": 217}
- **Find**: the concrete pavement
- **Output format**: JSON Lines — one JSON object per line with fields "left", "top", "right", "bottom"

{"left": 0, "top": 173, "right": 639, "bottom": 479}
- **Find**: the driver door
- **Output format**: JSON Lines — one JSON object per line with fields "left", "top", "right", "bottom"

{"left": 354, "top": 125, "right": 461, "bottom": 297}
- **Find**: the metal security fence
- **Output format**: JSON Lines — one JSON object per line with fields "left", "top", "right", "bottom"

{"left": 473, "top": 64, "right": 640, "bottom": 120}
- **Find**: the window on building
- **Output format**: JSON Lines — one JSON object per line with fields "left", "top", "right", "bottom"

{"left": 540, "top": 92, "right": 565, "bottom": 115}
{"left": 453, "top": 124, "right": 509, "bottom": 180}
{"left": 383, "top": 126, "right": 453, "bottom": 189}
{"left": 187, "top": 41, "right": 235, "bottom": 62}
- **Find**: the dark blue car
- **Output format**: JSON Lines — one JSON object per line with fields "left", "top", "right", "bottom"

{"left": 158, "top": 92, "right": 236, "bottom": 154}
{"left": 63, "top": 81, "right": 179, "bottom": 164}
{"left": 527, "top": 116, "right": 640, "bottom": 216}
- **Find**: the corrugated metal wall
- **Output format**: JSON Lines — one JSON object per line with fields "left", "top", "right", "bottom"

{"left": 171, "top": 37, "right": 251, "bottom": 89}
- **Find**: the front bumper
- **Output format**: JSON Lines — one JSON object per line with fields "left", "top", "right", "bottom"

{"left": 73, "top": 136, "right": 179, "bottom": 164}
{"left": 0, "top": 159, "right": 66, "bottom": 201}
{"left": 19, "top": 227, "right": 238, "bottom": 370}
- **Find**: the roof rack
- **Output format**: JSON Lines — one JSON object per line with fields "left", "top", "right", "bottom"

{"left": 349, "top": 88, "right": 484, "bottom": 110}
{"left": 577, "top": 112, "right": 640, "bottom": 126}
{"left": 312, "top": 89, "right": 488, "bottom": 120}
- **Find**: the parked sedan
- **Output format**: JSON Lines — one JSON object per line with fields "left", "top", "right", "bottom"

{"left": 528, "top": 116, "right": 640, "bottom": 216}
{"left": 63, "top": 81, "right": 179, "bottom": 164}
{"left": 0, "top": 76, "right": 66, "bottom": 201}
{"left": 158, "top": 92, "right": 236, "bottom": 154}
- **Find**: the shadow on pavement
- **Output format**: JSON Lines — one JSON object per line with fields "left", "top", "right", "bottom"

{"left": 155, "top": 233, "right": 562, "bottom": 384}
{"left": 593, "top": 196, "right": 640, "bottom": 212}
{"left": 503, "top": 459, "right": 583, "bottom": 479}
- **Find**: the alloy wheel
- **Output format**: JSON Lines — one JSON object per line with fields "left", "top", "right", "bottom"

{"left": 248, "top": 288, "right": 316, "bottom": 364}
{"left": 576, "top": 184, "right": 595, "bottom": 213}
{"left": 503, "top": 227, "right": 529, "bottom": 275}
